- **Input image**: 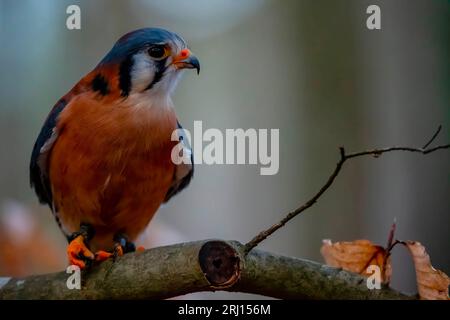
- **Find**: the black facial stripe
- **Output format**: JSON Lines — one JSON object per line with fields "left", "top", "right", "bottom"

{"left": 144, "top": 59, "right": 167, "bottom": 91}
{"left": 91, "top": 74, "right": 109, "bottom": 96}
{"left": 119, "top": 55, "right": 134, "bottom": 97}
{"left": 145, "top": 70, "right": 164, "bottom": 91}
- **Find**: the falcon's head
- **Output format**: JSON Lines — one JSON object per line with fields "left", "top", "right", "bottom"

{"left": 94, "top": 28, "right": 200, "bottom": 100}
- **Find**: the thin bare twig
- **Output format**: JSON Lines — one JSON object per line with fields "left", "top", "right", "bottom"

{"left": 243, "top": 126, "right": 449, "bottom": 255}
{"left": 422, "top": 125, "right": 442, "bottom": 149}
{"left": 386, "top": 220, "right": 396, "bottom": 250}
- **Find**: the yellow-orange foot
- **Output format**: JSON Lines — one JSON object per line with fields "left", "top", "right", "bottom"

{"left": 93, "top": 246, "right": 123, "bottom": 263}
{"left": 95, "top": 242, "right": 134, "bottom": 263}
{"left": 67, "top": 235, "right": 94, "bottom": 269}
{"left": 94, "top": 250, "right": 113, "bottom": 262}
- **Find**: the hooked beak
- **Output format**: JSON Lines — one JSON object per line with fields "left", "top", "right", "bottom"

{"left": 173, "top": 49, "right": 200, "bottom": 74}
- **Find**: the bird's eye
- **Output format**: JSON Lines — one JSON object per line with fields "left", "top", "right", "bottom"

{"left": 148, "top": 45, "right": 167, "bottom": 59}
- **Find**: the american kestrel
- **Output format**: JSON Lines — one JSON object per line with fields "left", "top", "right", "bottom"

{"left": 30, "top": 28, "right": 198, "bottom": 268}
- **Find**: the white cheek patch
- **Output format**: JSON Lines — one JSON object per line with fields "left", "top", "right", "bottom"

{"left": 130, "top": 52, "right": 156, "bottom": 92}
{"left": 128, "top": 50, "right": 185, "bottom": 107}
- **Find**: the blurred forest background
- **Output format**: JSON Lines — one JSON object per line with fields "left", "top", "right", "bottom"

{"left": 0, "top": 0, "right": 448, "bottom": 298}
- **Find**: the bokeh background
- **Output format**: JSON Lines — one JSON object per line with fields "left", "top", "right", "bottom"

{"left": 0, "top": 0, "right": 448, "bottom": 298}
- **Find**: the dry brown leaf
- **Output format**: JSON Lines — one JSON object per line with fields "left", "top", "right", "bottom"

{"left": 403, "top": 241, "right": 450, "bottom": 300}
{"left": 321, "top": 239, "right": 392, "bottom": 283}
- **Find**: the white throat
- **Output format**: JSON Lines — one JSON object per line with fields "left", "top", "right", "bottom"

{"left": 128, "top": 52, "right": 184, "bottom": 109}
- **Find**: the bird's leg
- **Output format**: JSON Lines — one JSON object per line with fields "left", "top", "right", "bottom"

{"left": 112, "top": 233, "right": 136, "bottom": 261}
{"left": 67, "top": 223, "right": 95, "bottom": 269}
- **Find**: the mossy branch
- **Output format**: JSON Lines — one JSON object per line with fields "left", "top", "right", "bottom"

{"left": 0, "top": 240, "right": 413, "bottom": 300}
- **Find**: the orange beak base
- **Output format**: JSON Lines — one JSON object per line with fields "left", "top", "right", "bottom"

{"left": 173, "top": 49, "right": 200, "bottom": 74}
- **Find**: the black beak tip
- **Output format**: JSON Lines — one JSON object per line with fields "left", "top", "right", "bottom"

{"left": 191, "top": 56, "right": 200, "bottom": 75}
{"left": 179, "top": 55, "right": 200, "bottom": 75}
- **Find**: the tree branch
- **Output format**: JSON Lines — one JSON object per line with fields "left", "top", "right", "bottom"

{"left": 0, "top": 240, "right": 413, "bottom": 300}
{"left": 243, "top": 126, "right": 450, "bottom": 254}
